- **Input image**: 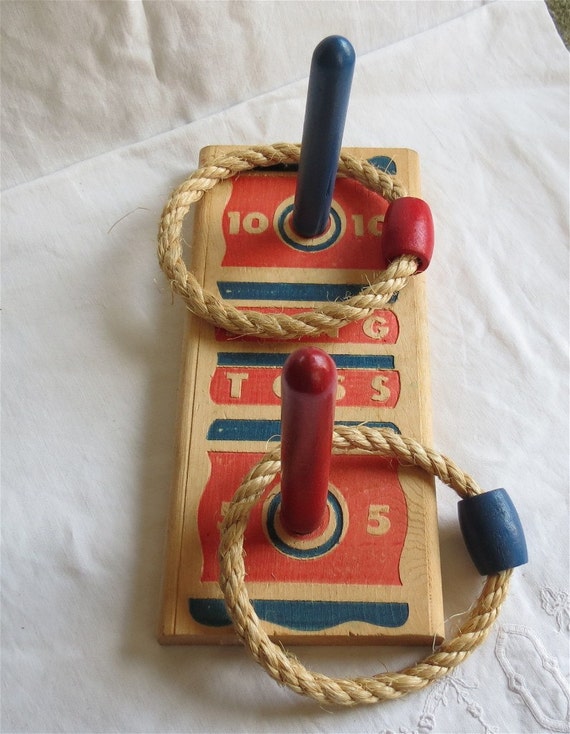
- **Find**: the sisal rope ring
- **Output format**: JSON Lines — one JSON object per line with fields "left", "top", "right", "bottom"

{"left": 157, "top": 143, "right": 417, "bottom": 340}
{"left": 218, "top": 424, "right": 512, "bottom": 706}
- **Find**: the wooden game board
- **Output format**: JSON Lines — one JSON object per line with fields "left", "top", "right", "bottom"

{"left": 158, "top": 145, "right": 444, "bottom": 645}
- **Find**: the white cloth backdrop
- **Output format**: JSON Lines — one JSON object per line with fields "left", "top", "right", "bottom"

{"left": 2, "top": 1, "right": 568, "bottom": 732}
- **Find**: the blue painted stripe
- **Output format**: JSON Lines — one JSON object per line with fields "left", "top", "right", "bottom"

{"left": 367, "top": 155, "right": 398, "bottom": 175}
{"left": 189, "top": 598, "right": 409, "bottom": 631}
{"left": 266, "top": 491, "right": 344, "bottom": 559}
{"left": 338, "top": 421, "right": 401, "bottom": 433}
{"left": 253, "top": 155, "right": 397, "bottom": 176}
{"left": 207, "top": 419, "right": 281, "bottom": 442}
{"left": 218, "top": 281, "right": 365, "bottom": 302}
{"left": 206, "top": 419, "right": 400, "bottom": 441}
{"left": 217, "top": 352, "right": 395, "bottom": 370}
{"left": 218, "top": 282, "right": 399, "bottom": 305}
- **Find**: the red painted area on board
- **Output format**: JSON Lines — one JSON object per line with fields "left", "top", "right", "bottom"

{"left": 221, "top": 175, "right": 388, "bottom": 269}
{"left": 215, "top": 308, "right": 399, "bottom": 344}
{"left": 198, "top": 452, "right": 407, "bottom": 585}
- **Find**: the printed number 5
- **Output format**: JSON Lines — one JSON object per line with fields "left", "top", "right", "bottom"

{"left": 367, "top": 504, "right": 391, "bottom": 535}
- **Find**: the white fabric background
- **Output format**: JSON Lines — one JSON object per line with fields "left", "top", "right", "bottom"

{"left": 2, "top": 1, "right": 568, "bottom": 732}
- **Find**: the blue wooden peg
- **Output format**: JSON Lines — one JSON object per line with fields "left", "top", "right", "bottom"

{"left": 458, "top": 488, "right": 528, "bottom": 575}
{"left": 292, "top": 36, "right": 355, "bottom": 238}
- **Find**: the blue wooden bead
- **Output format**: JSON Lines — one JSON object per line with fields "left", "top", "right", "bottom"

{"left": 458, "top": 488, "right": 528, "bottom": 575}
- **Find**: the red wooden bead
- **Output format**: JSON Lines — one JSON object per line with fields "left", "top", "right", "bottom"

{"left": 280, "top": 347, "right": 337, "bottom": 536}
{"left": 381, "top": 197, "right": 434, "bottom": 273}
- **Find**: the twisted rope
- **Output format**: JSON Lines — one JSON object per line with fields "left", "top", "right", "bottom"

{"left": 157, "top": 143, "right": 416, "bottom": 339}
{"left": 219, "top": 425, "right": 512, "bottom": 706}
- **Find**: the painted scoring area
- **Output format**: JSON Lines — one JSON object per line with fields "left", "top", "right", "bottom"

{"left": 198, "top": 453, "right": 407, "bottom": 585}
{"left": 222, "top": 175, "right": 389, "bottom": 269}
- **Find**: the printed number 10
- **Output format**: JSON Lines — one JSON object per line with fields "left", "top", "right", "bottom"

{"left": 228, "top": 211, "right": 268, "bottom": 234}
{"left": 227, "top": 212, "right": 384, "bottom": 237}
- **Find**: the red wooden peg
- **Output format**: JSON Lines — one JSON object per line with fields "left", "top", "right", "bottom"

{"left": 280, "top": 347, "right": 337, "bottom": 535}
{"left": 381, "top": 197, "right": 434, "bottom": 273}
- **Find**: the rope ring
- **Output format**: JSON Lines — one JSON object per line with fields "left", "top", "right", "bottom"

{"left": 157, "top": 143, "right": 418, "bottom": 340}
{"left": 218, "top": 425, "right": 512, "bottom": 706}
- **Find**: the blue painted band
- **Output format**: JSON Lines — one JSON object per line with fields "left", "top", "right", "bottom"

{"left": 338, "top": 420, "right": 400, "bottom": 433}
{"left": 266, "top": 491, "right": 344, "bottom": 559}
{"left": 218, "top": 281, "right": 398, "bottom": 305}
{"left": 219, "top": 281, "right": 361, "bottom": 302}
{"left": 189, "top": 598, "right": 409, "bottom": 631}
{"left": 458, "top": 488, "right": 528, "bottom": 575}
{"left": 277, "top": 203, "right": 342, "bottom": 252}
{"left": 217, "top": 352, "right": 395, "bottom": 370}
{"left": 206, "top": 419, "right": 400, "bottom": 442}
{"left": 207, "top": 419, "right": 281, "bottom": 442}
